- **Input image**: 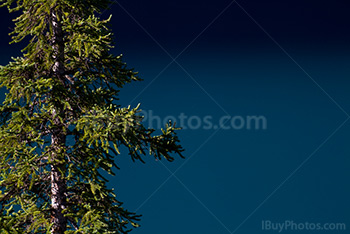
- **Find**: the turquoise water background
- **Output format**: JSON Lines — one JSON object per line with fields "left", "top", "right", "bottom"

{"left": 0, "top": 1, "right": 349, "bottom": 233}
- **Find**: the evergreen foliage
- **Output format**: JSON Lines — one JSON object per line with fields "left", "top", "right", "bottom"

{"left": 0, "top": 0, "right": 184, "bottom": 233}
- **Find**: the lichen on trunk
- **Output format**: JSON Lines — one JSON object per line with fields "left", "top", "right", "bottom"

{"left": 50, "top": 8, "right": 67, "bottom": 234}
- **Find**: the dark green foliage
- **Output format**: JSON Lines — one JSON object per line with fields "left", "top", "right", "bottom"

{"left": 0, "top": 0, "right": 184, "bottom": 233}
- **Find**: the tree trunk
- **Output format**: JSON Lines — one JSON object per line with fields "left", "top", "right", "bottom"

{"left": 50, "top": 161, "right": 67, "bottom": 234}
{"left": 50, "top": 8, "right": 67, "bottom": 234}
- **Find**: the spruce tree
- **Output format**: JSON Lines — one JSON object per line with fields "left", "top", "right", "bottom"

{"left": 0, "top": 0, "right": 184, "bottom": 233}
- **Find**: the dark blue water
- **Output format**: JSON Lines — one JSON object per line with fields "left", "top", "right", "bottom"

{"left": 112, "top": 44, "right": 350, "bottom": 234}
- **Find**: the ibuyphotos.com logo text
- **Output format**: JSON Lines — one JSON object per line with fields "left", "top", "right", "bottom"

{"left": 262, "top": 220, "right": 346, "bottom": 232}
{"left": 139, "top": 110, "right": 267, "bottom": 130}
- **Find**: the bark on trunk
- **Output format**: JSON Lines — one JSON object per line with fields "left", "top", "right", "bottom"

{"left": 50, "top": 159, "right": 67, "bottom": 234}
{"left": 50, "top": 9, "right": 67, "bottom": 234}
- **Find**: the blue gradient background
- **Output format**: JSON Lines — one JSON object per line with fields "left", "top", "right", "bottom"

{"left": 1, "top": 0, "right": 350, "bottom": 233}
